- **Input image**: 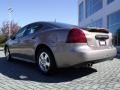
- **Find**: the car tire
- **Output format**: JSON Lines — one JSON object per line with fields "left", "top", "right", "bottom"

{"left": 37, "top": 48, "right": 56, "bottom": 75}
{"left": 5, "top": 47, "right": 12, "bottom": 61}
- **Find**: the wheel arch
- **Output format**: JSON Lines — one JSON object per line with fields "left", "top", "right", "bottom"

{"left": 35, "top": 44, "right": 56, "bottom": 65}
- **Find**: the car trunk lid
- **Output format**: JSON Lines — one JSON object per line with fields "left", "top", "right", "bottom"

{"left": 82, "top": 28, "right": 113, "bottom": 50}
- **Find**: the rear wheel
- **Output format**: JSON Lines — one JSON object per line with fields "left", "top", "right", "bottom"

{"left": 5, "top": 47, "right": 12, "bottom": 61}
{"left": 37, "top": 48, "right": 56, "bottom": 75}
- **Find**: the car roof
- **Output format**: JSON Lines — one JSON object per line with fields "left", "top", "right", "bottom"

{"left": 24, "top": 21, "right": 77, "bottom": 28}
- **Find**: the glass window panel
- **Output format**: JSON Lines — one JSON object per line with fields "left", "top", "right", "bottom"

{"left": 86, "top": 0, "right": 103, "bottom": 18}
{"left": 108, "top": 10, "right": 120, "bottom": 45}
{"left": 87, "top": 19, "right": 103, "bottom": 28}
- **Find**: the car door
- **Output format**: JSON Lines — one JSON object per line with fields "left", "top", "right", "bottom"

{"left": 18, "top": 23, "right": 43, "bottom": 62}
{"left": 9, "top": 26, "right": 27, "bottom": 58}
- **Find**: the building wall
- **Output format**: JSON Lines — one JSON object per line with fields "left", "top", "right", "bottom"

{"left": 78, "top": 0, "right": 120, "bottom": 29}
{"left": 78, "top": 0, "right": 120, "bottom": 45}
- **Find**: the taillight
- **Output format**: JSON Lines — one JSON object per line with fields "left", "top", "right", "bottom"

{"left": 66, "top": 28, "right": 87, "bottom": 43}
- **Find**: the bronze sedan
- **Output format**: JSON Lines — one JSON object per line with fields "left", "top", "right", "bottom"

{"left": 4, "top": 22, "right": 117, "bottom": 74}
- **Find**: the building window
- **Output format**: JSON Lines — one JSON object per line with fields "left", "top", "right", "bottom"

{"left": 86, "top": 0, "right": 103, "bottom": 18}
{"left": 87, "top": 19, "right": 103, "bottom": 28}
{"left": 108, "top": 10, "right": 120, "bottom": 45}
{"left": 107, "top": 0, "right": 114, "bottom": 4}
{"left": 79, "top": 2, "right": 84, "bottom": 22}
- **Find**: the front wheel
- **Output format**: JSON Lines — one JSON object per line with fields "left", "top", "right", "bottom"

{"left": 37, "top": 48, "right": 56, "bottom": 75}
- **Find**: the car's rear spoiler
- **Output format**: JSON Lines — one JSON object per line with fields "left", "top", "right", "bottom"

{"left": 81, "top": 27, "right": 109, "bottom": 33}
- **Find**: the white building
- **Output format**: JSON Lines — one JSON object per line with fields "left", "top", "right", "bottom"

{"left": 78, "top": 0, "right": 120, "bottom": 35}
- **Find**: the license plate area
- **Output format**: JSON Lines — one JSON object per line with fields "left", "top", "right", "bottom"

{"left": 99, "top": 40, "right": 106, "bottom": 46}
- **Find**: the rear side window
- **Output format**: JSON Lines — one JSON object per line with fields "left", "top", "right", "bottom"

{"left": 23, "top": 24, "right": 43, "bottom": 37}
{"left": 42, "top": 24, "right": 54, "bottom": 30}
{"left": 29, "top": 24, "right": 43, "bottom": 32}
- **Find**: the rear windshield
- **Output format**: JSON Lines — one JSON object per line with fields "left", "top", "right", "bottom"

{"left": 48, "top": 22, "right": 77, "bottom": 28}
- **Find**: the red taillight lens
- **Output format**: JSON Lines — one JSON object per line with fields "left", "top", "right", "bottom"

{"left": 66, "top": 28, "right": 87, "bottom": 43}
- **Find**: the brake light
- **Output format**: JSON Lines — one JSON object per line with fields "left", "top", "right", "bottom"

{"left": 66, "top": 28, "right": 87, "bottom": 43}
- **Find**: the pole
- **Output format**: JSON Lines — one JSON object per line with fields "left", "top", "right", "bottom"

{"left": 8, "top": 8, "right": 13, "bottom": 38}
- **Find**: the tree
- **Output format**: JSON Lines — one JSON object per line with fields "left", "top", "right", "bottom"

{"left": 1, "top": 21, "right": 21, "bottom": 37}
{"left": 0, "top": 34, "right": 7, "bottom": 44}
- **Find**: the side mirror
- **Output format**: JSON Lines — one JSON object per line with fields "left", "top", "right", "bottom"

{"left": 10, "top": 36, "right": 16, "bottom": 40}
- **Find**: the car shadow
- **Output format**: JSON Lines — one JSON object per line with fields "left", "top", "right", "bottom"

{"left": 0, "top": 57, "right": 97, "bottom": 83}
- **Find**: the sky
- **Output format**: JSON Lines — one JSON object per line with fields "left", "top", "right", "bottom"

{"left": 0, "top": 0, "right": 78, "bottom": 27}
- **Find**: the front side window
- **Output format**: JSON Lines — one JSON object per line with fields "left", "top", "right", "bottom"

{"left": 86, "top": 0, "right": 103, "bottom": 18}
{"left": 15, "top": 27, "right": 26, "bottom": 38}
{"left": 107, "top": 10, "right": 120, "bottom": 45}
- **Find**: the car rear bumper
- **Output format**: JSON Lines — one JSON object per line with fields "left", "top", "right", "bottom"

{"left": 54, "top": 45, "right": 117, "bottom": 68}
{"left": 78, "top": 47, "right": 117, "bottom": 62}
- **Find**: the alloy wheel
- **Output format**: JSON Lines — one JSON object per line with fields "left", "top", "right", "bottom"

{"left": 38, "top": 52, "right": 51, "bottom": 72}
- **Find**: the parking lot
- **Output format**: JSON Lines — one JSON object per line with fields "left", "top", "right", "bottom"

{"left": 0, "top": 51, "right": 120, "bottom": 90}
